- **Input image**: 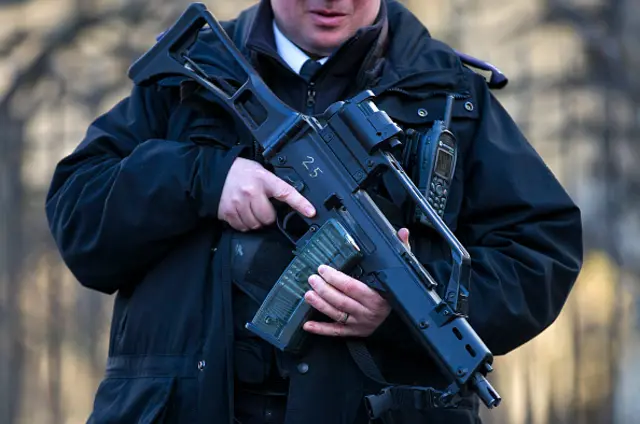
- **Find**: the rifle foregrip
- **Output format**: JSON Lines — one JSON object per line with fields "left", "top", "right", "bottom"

{"left": 245, "top": 219, "right": 363, "bottom": 353}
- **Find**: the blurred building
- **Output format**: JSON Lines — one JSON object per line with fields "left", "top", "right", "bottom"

{"left": 1, "top": 0, "right": 638, "bottom": 423}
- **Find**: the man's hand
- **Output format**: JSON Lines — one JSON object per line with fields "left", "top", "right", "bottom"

{"left": 303, "top": 228, "right": 411, "bottom": 337}
{"left": 217, "top": 158, "right": 316, "bottom": 231}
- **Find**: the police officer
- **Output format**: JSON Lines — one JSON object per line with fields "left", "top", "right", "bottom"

{"left": 45, "top": 0, "right": 583, "bottom": 423}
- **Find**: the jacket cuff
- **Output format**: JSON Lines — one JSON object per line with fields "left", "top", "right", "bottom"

{"left": 196, "top": 144, "right": 250, "bottom": 218}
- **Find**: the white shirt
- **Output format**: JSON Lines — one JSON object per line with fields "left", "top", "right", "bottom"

{"left": 272, "top": 20, "right": 328, "bottom": 75}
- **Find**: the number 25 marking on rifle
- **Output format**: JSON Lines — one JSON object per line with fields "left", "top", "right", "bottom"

{"left": 302, "top": 156, "right": 323, "bottom": 178}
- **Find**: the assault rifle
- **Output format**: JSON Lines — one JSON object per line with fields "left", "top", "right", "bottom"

{"left": 128, "top": 2, "right": 501, "bottom": 412}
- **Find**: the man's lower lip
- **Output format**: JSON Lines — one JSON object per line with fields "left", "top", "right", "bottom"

{"left": 309, "top": 12, "right": 347, "bottom": 27}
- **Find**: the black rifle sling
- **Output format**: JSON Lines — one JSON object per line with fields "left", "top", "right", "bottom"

{"left": 346, "top": 340, "right": 389, "bottom": 385}
{"left": 346, "top": 340, "right": 467, "bottom": 420}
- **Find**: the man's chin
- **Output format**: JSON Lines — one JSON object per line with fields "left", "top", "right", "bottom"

{"left": 306, "top": 32, "right": 351, "bottom": 57}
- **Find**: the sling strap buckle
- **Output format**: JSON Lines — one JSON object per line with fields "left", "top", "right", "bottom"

{"left": 364, "top": 385, "right": 458, "bottom": 420}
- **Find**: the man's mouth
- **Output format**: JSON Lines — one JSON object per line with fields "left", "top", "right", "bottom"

{"left": 309, "top": 10, "right": 348, "bottom": 27}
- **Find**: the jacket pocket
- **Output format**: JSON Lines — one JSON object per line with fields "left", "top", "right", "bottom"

{"left": 87, "top": 376, "right": 176, "bottom": 424}
{"left": 88, "top": 355, "right": 201, "bottom": 424}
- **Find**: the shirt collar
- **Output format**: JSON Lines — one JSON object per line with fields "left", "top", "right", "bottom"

{"left": 272, "top": 20, "right": 328, "bottom": 75}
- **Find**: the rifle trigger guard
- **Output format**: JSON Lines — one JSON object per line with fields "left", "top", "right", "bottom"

{"left": 276, "top": 210, "right": 299, "bottom": 246}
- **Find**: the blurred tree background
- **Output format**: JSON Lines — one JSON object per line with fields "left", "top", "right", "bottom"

{"left": 0, "top": 0, "right": 638, "bottom": 423}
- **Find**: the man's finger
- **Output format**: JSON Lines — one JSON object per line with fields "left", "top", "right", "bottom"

{"left": 303, "top": 321, "right": 357, "bottom": 337}
{"left": 236, "top": 204, "right": 261, "bottom": 230}
{"left": 308, "top": 274, "right": 370, "bottom": 316}
{"left": 317, "top": 265, "right": 382, "bottom": 309}
{"left": 251, "top": 195, "right": 277, "bottom": 226}
{"left": 304, "top": 290, "right": 351, "bottom": 323}
{"left": 262, "top": 172, "right": 316, "bottom": 218}
{"left": 226, "top": 211, "right": 249, "bottom": 232}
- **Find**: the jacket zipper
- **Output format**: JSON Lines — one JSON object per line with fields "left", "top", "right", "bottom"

{"left": 250, "top": 37, "right": 363, "bottom": 116}
{"left": 306, "top": 82, "right": 317, "bottom": 115}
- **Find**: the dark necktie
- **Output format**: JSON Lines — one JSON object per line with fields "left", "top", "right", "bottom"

{"left": 299, "top": 58, "right": 322, "bottom": 82}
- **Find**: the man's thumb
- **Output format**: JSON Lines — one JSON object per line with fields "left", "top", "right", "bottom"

{"left": 398, "top": 228, "right": 411, "bottom": 250}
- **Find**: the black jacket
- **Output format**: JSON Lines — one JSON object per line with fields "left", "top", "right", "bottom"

{"left": 45, "top": 1, "right": 583, "bottom": 423}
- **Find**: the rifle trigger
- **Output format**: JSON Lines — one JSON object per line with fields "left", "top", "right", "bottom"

{"left": 276, "top": 210, "right": 300, "bottom": 246}
{"left": 284, "top": 175, "right": 305, "bottom": 193}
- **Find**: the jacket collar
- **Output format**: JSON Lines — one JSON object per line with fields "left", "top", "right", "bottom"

{"left": 244, "top": 0, "right": 388, "bottom": 83}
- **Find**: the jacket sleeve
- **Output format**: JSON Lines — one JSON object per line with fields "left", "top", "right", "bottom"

{"left": 428, "top": 80, "right": 583, "bottom": 355}
{"left": 372, "top": 79, "right": 583, "bottom": 356}
{"left": 45, "top": 83, "right": 245, "bottom": 294}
